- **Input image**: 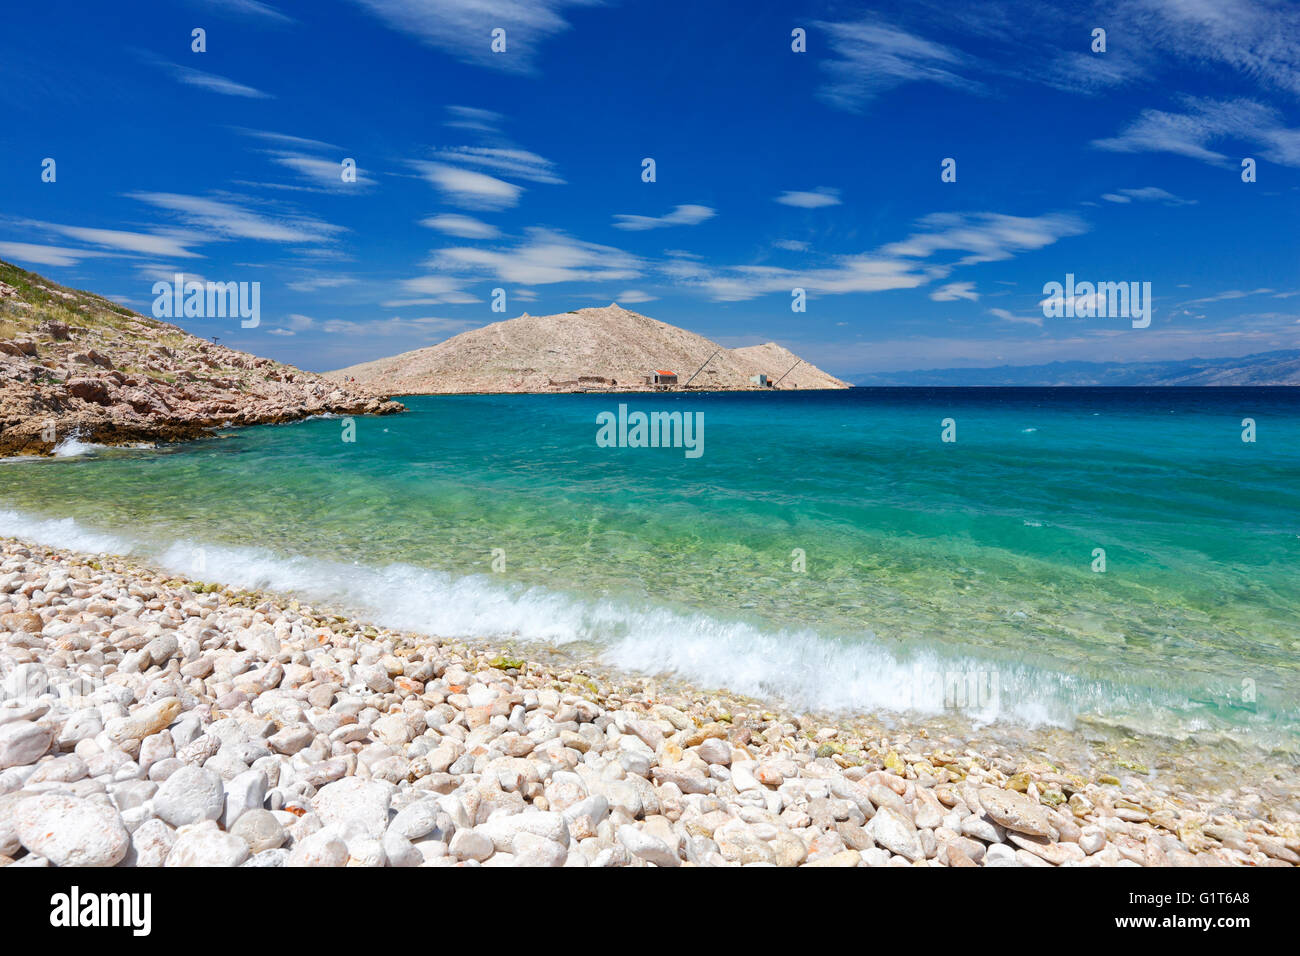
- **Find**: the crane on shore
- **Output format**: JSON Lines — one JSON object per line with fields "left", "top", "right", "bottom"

{"left": 772, "top": 358, "right": 801, "bottom": 387}
{"left": 683, "top": 349, "right": 721, "bottom": 387}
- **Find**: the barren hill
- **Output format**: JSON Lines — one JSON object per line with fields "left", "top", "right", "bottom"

{"left": 0, "top": 258, "right": 402, "bottom": 457}
{"left": 327, "top": 304, "right": 849, "bottom": 394}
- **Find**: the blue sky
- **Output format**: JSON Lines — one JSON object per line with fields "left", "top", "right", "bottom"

{"left": 1, "top": 0, "right": 1297, "bottom": 375}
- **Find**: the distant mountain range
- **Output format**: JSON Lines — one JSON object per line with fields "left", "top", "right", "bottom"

{"left": 852, "top": 350, "right": 1300, "bottom": 386}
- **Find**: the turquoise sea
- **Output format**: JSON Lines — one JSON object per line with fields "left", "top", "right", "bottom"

{"left": 3, "top": 388, "right": 1299, "bottom": 765}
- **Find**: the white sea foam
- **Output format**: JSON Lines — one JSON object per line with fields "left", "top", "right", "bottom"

{"left": 157, "top": 538, "right": 1077, "bottom": 724}
{"left": 0, "top": 507, "right": 1127, "bottom": 728}
{"left": 0, "top": 509, "right": 135, "bottom": 555}
{"left": 52, "top": 436, "right": 109, "bottom": 457}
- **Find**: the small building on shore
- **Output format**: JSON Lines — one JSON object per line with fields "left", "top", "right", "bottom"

{"left": 750, "top": 373, "right": 769, "bottom": 387}
{"left": 645, "top": 369, "right": 678, "bottom": 385}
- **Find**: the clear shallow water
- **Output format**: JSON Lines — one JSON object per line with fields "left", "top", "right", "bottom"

{"left": 3, "top": 388, "right": 1298, "bottom": 758}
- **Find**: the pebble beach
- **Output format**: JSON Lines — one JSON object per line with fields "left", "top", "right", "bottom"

{"left": 1, "top": 537, "right": 1297, "bottom": 868}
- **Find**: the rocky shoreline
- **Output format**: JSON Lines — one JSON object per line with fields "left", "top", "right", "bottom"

{"left": 0, "top": 262, "right": 404, "bottom": 457}
{"left": 1, "top": 537, "right": 1296, "bottom": 867}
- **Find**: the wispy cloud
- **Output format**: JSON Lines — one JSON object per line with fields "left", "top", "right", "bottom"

{"left": 663, "top": 253, "right": 925, "bottom": 302}
{"left": 428, "top": 227, "right": 642, "bottom": 285}
{"left": 420, "top": 213, "right": 501, "bottom": 239}
{"left": 1093, "top": 96, "right": 1300, "bottom": 167}
{"left": 815, "top": 18, "right": 979, "bottom": 111}
{"left": 987, "top": 306, "right": 1042, "bottom": 327}
{"left": 163, "top": 62, "right": 271, "bottom": 98}
{"left": 129, "top": 192, "right": 345, "bottom": 243}
{"left": 347, "top": 0, "right": 602, "bottom": 73}
{"left": 614, "top": 289, "right": 657, "bottom": 303}
{"left": 1100, "top": 186, "right": 1196, "bottom": 206}
{"left": 1125, "top": 0, "right": 1300, "bottom": 99}
{"left": 285, "top": 275, "right": 358, "bottom": 293}
{"left": 267, "top": 153, "right": 375, "bottom": 189}
{"left": 192, "top": 0, "right": 292, "bottom": 23}
{"left": 388, "top": 274, "right": 480, "bottom": 306}
{"left": 271, "top": 312, "right": 475, "bottom": 337}
{"left": 1179, "top": 287, "right": 1276, "bottom": 307}
{"left": 232, "top": 128, "right": 338, "bottom": 151}
{"left": 15, "top": 219, "right": 202, "bottom": 259}
{"left": 881, "top": 211, "right": 1088, "bottom": 267}
{"left": 413, "top": 162, "right": 523, "bottom": 209}
{"left": 612, "top": 204, "right": 715, "bottom": 231}
{"left": 0, "top": 242, "right": 112, "bottom": 267}
{"left": 814, "top": 1, "right": 1300, "bottom": 115}
{"left": 444, "top": 105, "right": 504, "bottom": 134}
{"left": 1034, "top": 49, "right": 1147, "bottom": 95}
{"left": 774, "top": 188, "right": 841, "bottom": 209}
{"left": 665, "top": 210, "right": 1086, "bottom": 302}
{"left": 931, "top": 281, "right": 979, "bottom": 302}
{"left": 428, "top": 147, "right": 563, "bottom": 184}
{"left": 232, "top": 128, "right": 373, "bottom": 192}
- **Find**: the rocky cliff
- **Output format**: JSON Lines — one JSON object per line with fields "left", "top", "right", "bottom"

{"left": 0, "top": 259, "right": 403, "bottom": 457}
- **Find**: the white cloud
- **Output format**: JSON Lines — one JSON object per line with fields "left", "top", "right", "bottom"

{"left": 1180, "top": 288, "right": 1275, "bottom": 306}
{"left": 167, "top": 63, "right": 271, "bottom": 98}
{"left": 775, "top": 189, "right": 841, "bottom": 208}
{"left": 811, "top": 2, "right": 1300, "bottom": 117}
{"left": 390, "top": 274, "right": 479, "bottom": 305}
{"left": 815, "top": 18, "right": 979, "bottom": 111}
{"left": 428, "top": 147, "right": 563, "bottom": 184}
{"left": 1037, "top": 289, "right": 1113, "bottom": 317}
{"left": 612, "top": 204, "right": 715, "bottom": 231}
{"left": 444, "top": 106, "right": 504, "bottom": 134}
{"left": 1101, "top": 186, "right": 1196, "bottom": 206}
{"left": 265, "top": 153, "right": 375, "bottom": 189}
{"left": 233, "top": 128, "right": 338, "bottom": 151}
{"left": 275, "top": 311, "right": 476, "bottom": 337}
{"left": 987, "top": 306, "right": 1042, "bottom": 327}
{"left": 614, "top": 289, "right": 657, "bottom": 303}
{"left": 18, "top": 220, "right": 201, "bottom": 259}
{"left": 129, "top": 192, "right": 346, "bottom": 243}
{"left": 347, "top": 0, "right": 601, "bottom": 73}
{"left": 664, "top": 209, "right": 1086, "bottom": 303}
{"left": 1036, "top": 50, "right": 1146, "bottom": 95}
{"left": 881, "top": 211, "right": 1088, "bottom": 266}
{"left": 286, "top": 276, "right": 357, "bottom": 292}
{"left": 1126, "top": 0, "right": 1300, "bottom": 99}
{"left": 930, "top": 281, "right": 979, "bottom": 302}
{"left": 668, "top": 255, "right": 926, "bottom": 302}
{"left": 773, "top": 239, "right": 809, "bottom": 251}
{"left": 420, "top": 214, "right": 501, "bottom": 238}
{"left": 196, "top": 0, "right": 292, "bottom": 23}
{"left": 132, "top": 263, "right": 209, "bottom": 284}
{"left": 0, "top": 242, "right": 112, "bottom": 267}
{"left": 429, "top": 228, "right": 642, "bottom": 285}
{"left": 414, "top": 162, "right": 523, "bottom": 209}
{"left": 1093, "top": 97, "right": 1300, "bottom": 167}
